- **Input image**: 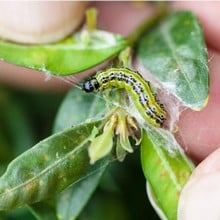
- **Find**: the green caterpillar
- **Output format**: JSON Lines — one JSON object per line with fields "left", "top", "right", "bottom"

{"left": 82, "top": 67, "right": 166, "bottom": 127}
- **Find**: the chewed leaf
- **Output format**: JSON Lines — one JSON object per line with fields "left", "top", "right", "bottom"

{"left": 0, "top": 30, "right": 127, "bottom": 75}
{"left": 137, "top": 11, "right": 209, "bottom": 110}
{"left": 0, "top": 120, "right": 102, "bottom": 210}
{"left": 141, "top": 127, "right": 194, "bottom": 220}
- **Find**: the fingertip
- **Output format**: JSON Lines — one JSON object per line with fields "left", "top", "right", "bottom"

{"left": 178, "top": 148, "right": 220, "bottom": 220}
{"left": 0, "top": 2, "right": 88, "bottom": 44}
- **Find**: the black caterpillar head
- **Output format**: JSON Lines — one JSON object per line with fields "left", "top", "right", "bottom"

{"left": 82, "top": 78, "right": 100, "bottom": 92}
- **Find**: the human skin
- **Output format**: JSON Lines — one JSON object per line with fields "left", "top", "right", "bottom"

{"left": 0, "top": 2, "right": 220, "bottom": 219}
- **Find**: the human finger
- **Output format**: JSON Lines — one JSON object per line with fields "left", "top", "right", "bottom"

{"left": 178, "top": 147, "right": 220, "bottom": 220}
{"left": 0, "top": 1, "right": 87, "bottom": 44}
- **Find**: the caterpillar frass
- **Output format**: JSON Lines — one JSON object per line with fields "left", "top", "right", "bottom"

{"left": 82, "top": 67, "right": 166, "bottom": 127}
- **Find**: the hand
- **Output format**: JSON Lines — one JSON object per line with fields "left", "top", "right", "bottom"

{"left": 172, "top": 2, "right": 220, "bottom": 220}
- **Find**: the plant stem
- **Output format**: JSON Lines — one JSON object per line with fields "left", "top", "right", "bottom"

{"left": 127, "top": 3, "right": 168, "bottom": 47}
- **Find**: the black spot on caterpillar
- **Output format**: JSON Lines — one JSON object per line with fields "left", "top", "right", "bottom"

{"left": 82, "top": 67, "right": 166, "bottom": 127}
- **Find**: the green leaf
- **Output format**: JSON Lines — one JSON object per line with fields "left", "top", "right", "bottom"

{"left": 53, "top": 87, "right": 106, "bottom": 132}
{"left": 141, "top": 127, "right": 194, "bottom": 220}
{"left": 57, "top": 158, "right": 108, "bottom": 220}
{"left": 0, "top": 31, "right": 127, "bottom": 75}
{"left": 0, "top": 120, "right": 102, "bottom": 211}
{"left": 137, "top": 11, "right": 209, "bottom": 110}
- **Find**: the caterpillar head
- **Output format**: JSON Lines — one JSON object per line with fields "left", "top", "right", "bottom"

{"left": 82, "top": 78, "right": 100, "bottom": 93}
